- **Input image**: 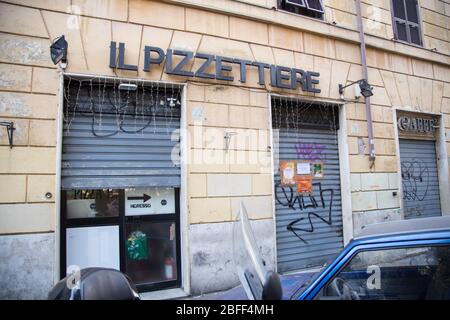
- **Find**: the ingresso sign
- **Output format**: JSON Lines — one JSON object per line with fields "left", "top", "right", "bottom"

{"left": 109, "top": 41, "right": 321, "bottom": 93}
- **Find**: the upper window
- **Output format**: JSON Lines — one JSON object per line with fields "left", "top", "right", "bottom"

{"left": 392, "top": 0, "right": 422, "bottom": 45}
{"left": 278, "top": 0, "right": 325, "bottom": 20}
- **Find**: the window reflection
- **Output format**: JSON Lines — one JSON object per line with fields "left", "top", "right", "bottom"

{"left": 66, "top": 189, "right": 120, "bottom": 219}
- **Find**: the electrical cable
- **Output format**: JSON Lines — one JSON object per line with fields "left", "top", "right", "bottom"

{"left": 63, "top": 76, "right": 182, "bottom": 138}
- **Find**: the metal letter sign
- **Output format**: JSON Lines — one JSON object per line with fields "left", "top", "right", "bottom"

{"left": 397, "top": 116, "right": 437, "bottom": 134}
{"left": 109, "top": 42, "right": 321, "bottom": 93}
{"left": 396, "top": 111, "right": 439, "bottom": 140}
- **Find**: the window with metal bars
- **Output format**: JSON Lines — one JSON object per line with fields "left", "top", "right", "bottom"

{"left": 391, "top": 0, "right": 422, "bottom": 46}
{"left": 278, "top": 0, "right": 325, "bottom": 20}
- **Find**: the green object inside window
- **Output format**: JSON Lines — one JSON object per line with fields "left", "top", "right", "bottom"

{"left": 126, "top": 231, "right": 149, "bottom": 261}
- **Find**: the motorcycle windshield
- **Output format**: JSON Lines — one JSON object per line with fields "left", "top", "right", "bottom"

{"left": 232, "top": 202, "right": 267, "bottom": 300}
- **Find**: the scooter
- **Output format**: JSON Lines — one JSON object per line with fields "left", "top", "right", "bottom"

{"left": 48, "top": 267, "right": 140, "bottom": 300}
{"left": 48, "top": 202, "right": 279, "bottom": 300}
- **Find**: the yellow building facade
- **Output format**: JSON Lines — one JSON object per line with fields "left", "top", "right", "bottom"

{"left": 0, "top": 0, "right": 449, "bottom": 298}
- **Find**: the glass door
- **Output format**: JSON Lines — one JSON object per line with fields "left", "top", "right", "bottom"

{"left": 61, "top": 189, "right": 122, "bottom": 276}
{"left": 123, "top": 187, "right": 181, "bottom": 291}
{"left": 61, "top": 187, "right": 181, "bottom": 292}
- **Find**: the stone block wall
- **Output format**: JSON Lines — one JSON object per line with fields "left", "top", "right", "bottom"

{"left": 0, "top": 0, "right": 449, "bottom": 297}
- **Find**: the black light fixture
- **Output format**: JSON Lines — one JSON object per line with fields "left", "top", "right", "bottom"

{"left": 50, "top": 35, "right": 68, "bottom": 65}
{"left": 339, "top": 79, "right": 374, "bottom": 98}
{"left": 358, "top": 79, "right": 374, "bottom": 98}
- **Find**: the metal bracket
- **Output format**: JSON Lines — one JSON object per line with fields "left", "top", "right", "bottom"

{"left": 0, "top": 121, "right": 15, "bottom": 148}
{"left": 338, "top": 79, "right": 363, "bottom": 95}
{"left": 224, "top": 132, "right": 237, "bottom": 151}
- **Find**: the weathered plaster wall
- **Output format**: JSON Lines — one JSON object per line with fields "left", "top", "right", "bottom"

{"left": 0, "top": 232, "right": 54, "bottom": 299}
{"left": 189, "top": 219, "right": 275, "bottom": 294}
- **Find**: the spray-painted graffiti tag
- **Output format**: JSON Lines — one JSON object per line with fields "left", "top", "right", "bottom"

{"left": 401, "top": 160, "right": 429, "bottom": 201}
{"left": 275, "top": 182, "right": 334, "bottom": 243}
{"left": 401, "top": 160, "right": 430, "bottom": 218}
{"left": 295, "top": 143, "right": 326, "bottom": 162}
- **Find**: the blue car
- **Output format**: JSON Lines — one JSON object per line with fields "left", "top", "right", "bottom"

{"left": 214, "top": 204, "right": 450, "bottom": 300}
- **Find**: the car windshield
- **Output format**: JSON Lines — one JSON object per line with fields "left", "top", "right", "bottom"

{"left": 314, "top": 245, "right": 450, "bottom": 300}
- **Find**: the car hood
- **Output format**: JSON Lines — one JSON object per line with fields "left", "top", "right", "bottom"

{"left": 189, "top": 272, "right": 317, "bottom": 300}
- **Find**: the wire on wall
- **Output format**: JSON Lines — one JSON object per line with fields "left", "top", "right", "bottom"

{"left": 63, "top": 75, "right": 182, "bottom": 138}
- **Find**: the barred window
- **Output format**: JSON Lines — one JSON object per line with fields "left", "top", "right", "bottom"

{"left": 392, "top": 0, "right": 422, "bottom": 45}
{"left": 278, "top": 0, "right": 325, "bottom": 20}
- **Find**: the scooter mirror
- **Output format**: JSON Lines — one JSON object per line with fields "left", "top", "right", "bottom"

{"left": 262, "top": 271, "right": 283, "bottom": 300}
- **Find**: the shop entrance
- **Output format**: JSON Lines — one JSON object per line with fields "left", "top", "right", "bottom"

{"left": 397, "top": 111, "right": 442, "bottom": 220}
{"left": 60, "top": 76, "right": 182, "bottom": 292}
{"left": 271, "top": 97, "right": 344, "bottom": 272}
{"left": 399, "top": 139, "right": 441, "bottom": 219}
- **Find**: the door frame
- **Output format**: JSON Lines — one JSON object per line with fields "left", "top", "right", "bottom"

{"left": 60, "top": 188, "right": 182, "bottom": 292}
{"left": 393, "top": 107, "right": 450, "bottom": 218}
{"left": 123, "top": 188, "right": 182, "bottom": 292}
{"left": 55, "top": 72, "right": 189, "bottom": 293}
{"left": 268, "top": 94, "right": 352, "bottom": 271}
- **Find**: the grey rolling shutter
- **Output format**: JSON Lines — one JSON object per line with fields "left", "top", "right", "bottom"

{"left": 399, "top": 139, "right": 441, "bottom": 219}
{"left": 61, "top": 81, "right": 181, "bottom": 190}
{"left": 273, "top": 127, "right": 343, "bottom": 272}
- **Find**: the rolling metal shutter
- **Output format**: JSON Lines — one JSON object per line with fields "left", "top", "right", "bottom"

{"left": 273, "top": 127, "right": 344, "bottom": 272}
{"left": 399, "top": 139, "right": 441, "bottom": 219}
{"left": 61, "top": 81, "right": 181, "bottom": 190}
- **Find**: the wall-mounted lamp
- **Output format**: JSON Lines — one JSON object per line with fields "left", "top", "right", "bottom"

{"left": 339, "top": 79, "right": 374, "bottom": 99}
{"left": 50, "top": 35, "right": 68, "bottom": 68}
{"left": 0, "top": 121, "right": 15, "bottom": 148}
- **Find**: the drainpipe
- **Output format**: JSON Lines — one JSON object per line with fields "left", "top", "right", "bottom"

{"left": 355, "top": 0, "right": 376, "bottom": 166}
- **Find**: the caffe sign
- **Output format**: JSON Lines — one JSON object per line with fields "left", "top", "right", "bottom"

{"left": 397, "top": 112, "right": 438, "bottom": 139}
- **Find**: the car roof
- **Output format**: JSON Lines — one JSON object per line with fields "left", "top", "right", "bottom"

{"left": 354, "top": 216, "right": 450, "bottom": 240}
